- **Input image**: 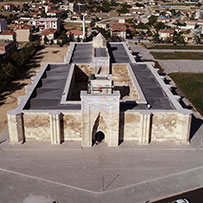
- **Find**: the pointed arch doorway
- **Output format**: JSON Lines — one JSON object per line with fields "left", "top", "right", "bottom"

{"left": 92, "top": 113, "right": 107, "bottom": 145}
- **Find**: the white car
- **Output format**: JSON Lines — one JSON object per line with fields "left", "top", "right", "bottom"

{"left": 172, "top": 198, "right": 190, "bottom": 203}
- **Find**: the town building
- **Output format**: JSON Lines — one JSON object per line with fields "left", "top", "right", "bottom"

{"left": 158, "top": 29, "right": 174, "bottom": 41}
{"left": 41, "top": 28, "right": 57, "bottom": 44}
{"left": 0, "top": 19, "right": 7, "bottom": 32}
{"left": 15, "top": 25, "right": 32, "bottom": 42}
{"left": 66, "top": 30, "right": 83, "bottom": 41}
{"left": 0, "top": 40, "right": 16, "bottom": 57}
{"left": 38, "top": 18, "right": 60, "bottom": 32}
{"left": 0, "top": 30, "right": 16, "bottom": 41}
{"left": 3, "top": 3, "right": 15, "bottom": 11}
{"left": 7, "top": 34, "right": 192, "bottom": 147}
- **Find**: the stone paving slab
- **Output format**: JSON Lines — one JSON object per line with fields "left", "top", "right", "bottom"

{"left": 150, "top": 49, "right": 203, "bottom": 52}
{"left": 158, "top": 60, "right": 203, "bottom": 74}
{"left": 0, "top": 164, "right": 202, "bottom": 203}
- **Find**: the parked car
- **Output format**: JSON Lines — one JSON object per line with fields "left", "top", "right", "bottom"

{"left": 171, "top": 198, "right": 190, "bottom": 203}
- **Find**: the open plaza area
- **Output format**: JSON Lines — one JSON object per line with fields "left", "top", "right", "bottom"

{"left": 0, "top": 129, "right": 203, "bottom": 202}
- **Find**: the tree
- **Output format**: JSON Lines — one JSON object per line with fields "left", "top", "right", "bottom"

{"left": 117, "top": 3, "right": 130, "bottom": 14}
{"left": 155, "top": 22, "right": 166, "bottom": 30}
{"left": 44, "top": 35, "right": 49, "bottom": 44}
{"left": 69, "top": 32, "right": 74, "bottom": 42}
{"left": 153, "top": 33, "right": 160, "bottom": 43}
{"left": 174, "top": 33, "right": 185, "bottom": 45}
{"left": 148, "top": 15, "right": 157, "bottom": 26}
{"left": 77, "top": 36, "right": 80, "bottom": 42}
{"left": 194, "top": 36, "right": 201, "bottom": 44}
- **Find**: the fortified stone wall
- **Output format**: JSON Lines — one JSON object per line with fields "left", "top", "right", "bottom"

{"left": 151, "top": 111, "right": 191, "bottom": 143}
{"left": 121, "top": 112, "right": 141, "bottom": 141}
{"left": 24, "top": 112, "right": 50, "bottom": 141}
{"left": 122, "top": 111, "right": 191, "bottom": 144}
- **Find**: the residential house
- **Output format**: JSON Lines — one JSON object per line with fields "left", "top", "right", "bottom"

{"left": 0, "top": 19, "right": 7, "bottom": 32}
{"left": 0, "top": 40, "right": 16, "bottom": 57}
{"left": 44, "top": 4, "right": 58, "bottom": 13}
{"left": 157, "top": 16, "right": 170, "bottom": 23}
{"left": 47, "top": 10, "right": 63, "bottom": 17}
{"left": 3, "top": 3, "right": 15, "bottom": 11}
{"left": 183, "top": 33, "right": 195, "bottom": 44}
{"left": 110, "top": 24, "right": 127, "bottom": 39}
{"left": 68, "top": 3, "right": 87, "bottom": 14}
{"left": 38, "top": 18, "right": 60, "bottom": 32}
{"left": 41, "top": 28, "right": 57, "bottom": 44}
{"left": 66, "top": 30, "right": 83, "bottom": 40}
{"left": 0, "top": 30, "right": 16, "bottom": 41}
{"left": 158, "top": 29, "right": 174, "bottom": 41}
{"left": 15, "top": 24, "right": 32, "bottom": 42}
{"left": 95, "top": 21, "right": 108, "bottom": 29}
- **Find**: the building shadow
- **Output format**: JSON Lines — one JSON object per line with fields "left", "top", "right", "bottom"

{"left": 179, "top": 97, "right": 193, "bottom": 110}
{"left": 60, "top": 114, "right": 65, "bottom": 143}
{"left": 119, "top": 111, "right": 125, "bottom": 145}
{"left": 189, "top": 114, "right": 203, "bottom": 141}
{"left": 132, "top": 51, "right": 142, "bottom": 62}
{"left": 0, "top": 82, "right": 27, "bottom": 106}
{"left": 114, "top": 86, "right": 130, "bottom": 99}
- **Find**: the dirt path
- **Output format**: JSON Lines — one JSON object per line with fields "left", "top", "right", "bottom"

{"left": 0, "top": 46, "right": 69, "bottom": 133}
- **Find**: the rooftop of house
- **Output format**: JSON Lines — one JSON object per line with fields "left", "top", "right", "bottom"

{"left": 41, "top": 28, "right": 57, "bottom": 35}
{"left": 0, "top": 30, "right": 16, "bottom": 35}
{"left": 66, "top": 30, "right": 83, "bottom": 36}
{"left": 159, "top": 29, "right": 174, "bottom": 34}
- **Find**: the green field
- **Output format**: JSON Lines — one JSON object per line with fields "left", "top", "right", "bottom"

{"left": 169, "top": 73, "right": 203, "bottom": 115}
{"left": 148, "top": 45, "right": 203, "bottom": 50}
{"left": 151, "top": 52, "right": 203, "bottom": 60}
{"left": 163, "top": 3, "right": 198, "bottom": 6}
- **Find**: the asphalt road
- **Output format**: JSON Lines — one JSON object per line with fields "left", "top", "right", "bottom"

{"left": 152, "top": 187, "right": 203, "bottom": 203}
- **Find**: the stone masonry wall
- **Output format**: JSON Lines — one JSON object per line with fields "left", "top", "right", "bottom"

{"left": 122, "top": 111, "right": 191, "bottom": 144}
{"left": 24, "top": 112, "right": 50, "bottom": 141}
{"left": 151, "top": 112, "right": 191, "bottom": 143}
{"left": 63, "top": 112, "right": 82, "bottom": 141}
{"left": 122, "top": 111, "right": 141, "bottom": 141}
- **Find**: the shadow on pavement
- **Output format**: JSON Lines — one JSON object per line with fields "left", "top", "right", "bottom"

{"left": 189, "top": 115, "right": 203, "bottom": 141}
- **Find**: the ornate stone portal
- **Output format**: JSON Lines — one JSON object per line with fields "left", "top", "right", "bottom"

{"left": 81, "top": 91, "right": 120, "bottom": 147}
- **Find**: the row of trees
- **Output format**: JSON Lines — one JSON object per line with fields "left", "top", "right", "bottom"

{"left": 0, "top": 43, "right": 41, "bottom": 93}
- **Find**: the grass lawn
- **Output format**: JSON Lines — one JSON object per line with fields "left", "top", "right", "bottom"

{"left": 151, "top": 52, "right": 203, "bottom": 60}
{"left": 163, "top": 3, "right": 198, "bottom": 6}
{"left": 147, "top": 45, "right": 203, "bottom": 50}
{"left": 169, "top": 73, "right": 203, "bottom": 115}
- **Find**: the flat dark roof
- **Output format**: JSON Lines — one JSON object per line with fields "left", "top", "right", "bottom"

{"left": 23, "top": 42, "right": 175, "bottom": 111}
{"left": 71, "top": 43, "right": 92, "bottom": 63}
{"left": 95, "top": 48, "right": 107, "bottom": 57}
{"left": 130, "top": 63, "right": 174, "bottom": 109}
{"left": 24, "top": 64, "right": 81, "bottom": 110}
{"left": 108, "top": 43, "right": 131, "bottom": 63}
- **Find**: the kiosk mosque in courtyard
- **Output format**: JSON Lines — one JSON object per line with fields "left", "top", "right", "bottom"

{"left": 7, "top": 33, "right": 192, "bottom": 147}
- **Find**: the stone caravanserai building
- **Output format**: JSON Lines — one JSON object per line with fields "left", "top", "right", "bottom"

{"left": 7, "top": 33, "right": 192, "bottom": 147}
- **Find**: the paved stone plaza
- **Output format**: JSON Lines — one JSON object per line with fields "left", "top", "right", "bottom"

{"left": 0, "top": 120, "right": 203, "bottom": 203}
